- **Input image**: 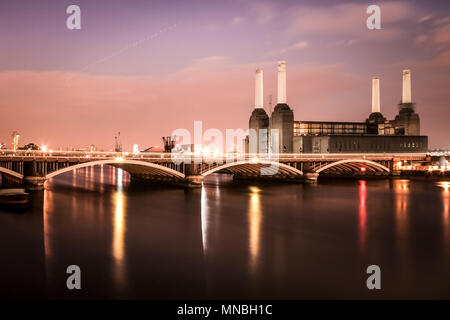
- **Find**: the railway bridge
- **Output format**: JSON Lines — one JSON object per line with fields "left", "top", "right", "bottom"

{"left": 0, "top": 150, "right": 427, "bottom": 189}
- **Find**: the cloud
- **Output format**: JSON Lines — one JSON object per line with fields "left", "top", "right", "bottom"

{"left": 415, "top": 35, "right": 428, "bottom": 44}
{"left": 293, "top": 41, "right": 308, "bottom": 49}
{"left": 433, "top": 15, "right": 450, "bottom": 26}
{"left": 264, "top": 41, "right": 309, "bottom": 57}
{"left": 415, "top": 19, "right": 450, "bottom": 48}
{"left": 435, "top": 50, "right": 450, "bottom": 67}
{"left": 249, "top": 2, "right": 275, "bottom": 25}
{"left": 232, "top": 16, "right": 245, "bottom": 25}
{"left": 430, "top": 22, "right": 450, "bottom": 45}
{"left": 418, "top": 15, "right": 433, "bottom": 23}
{"left": 287, "top": 2, "right": 415, "bottom": 41}
{"left": 0, "top": 60, "right": 363, "bottom": 150}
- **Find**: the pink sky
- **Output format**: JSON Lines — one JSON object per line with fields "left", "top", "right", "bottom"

{"left": 0, "top": 0, "right": 449, "bottom": 150}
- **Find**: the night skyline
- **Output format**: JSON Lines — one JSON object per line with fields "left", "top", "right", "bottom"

{"left": 0, "top": 0, "right": 449, "bottom": 150}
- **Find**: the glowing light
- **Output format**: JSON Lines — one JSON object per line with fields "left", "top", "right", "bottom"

{"left": 250, "top": 157, "right": 259, "bottom": 164}
{"left": 396, "top": 161, "right": 402, "bottom": 167}
{"left": 437, "top": 181, "right": 450, "bottom": 194}
{"left": 360, "top": 167, "right": 366, "bottom": 172}
{"left": 112, "top": 168, "right": 127, "bottom": 288}
{"left": 115, "top": 157, "right": 124, "bottom": 162}
{"left": 113, "top": 168, "right": 125, "bottom": 260}
{"left": 248, "top": 186, "right": 261, "bottom": 272}
{"left": 201, "top": 186, "right": 209, "bottom": 254}
{"left": 394, "top": 180, "right": 409, "bottom": 245}
{"left": 41, "top": 145, "right": 47, "bottom": 152}
{"left": 358, "top": 180, "right": 367, "bottom": 250}
{"left": 133, "top": 144, "right": 139, "bottom": 155}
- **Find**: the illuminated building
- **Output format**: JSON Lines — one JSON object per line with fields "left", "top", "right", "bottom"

{"left": 247, "top": 64, "right": 428, "bottom": 153}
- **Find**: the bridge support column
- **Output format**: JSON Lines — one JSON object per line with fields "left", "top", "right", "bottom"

{"left": 304, "top": 172, "right": 319, "bottom": 183}
{"left": 23, "top": 176, "right": 47, "bottom": 190}
{"left": 184, "top": 175, "right": 204, "bottom": 188}
{"left": 302, "top": 162, "right": 319, "bottom": 183}
{"left": 23, "top": 161, "right": 46, "bottom": 190}
{"left": 183, "top": 163, "right": 204, "bottom": 187}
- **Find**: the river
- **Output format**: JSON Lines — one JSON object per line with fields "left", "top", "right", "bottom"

{"left": 0, "top": 165, "right": 449, "bottom": 299}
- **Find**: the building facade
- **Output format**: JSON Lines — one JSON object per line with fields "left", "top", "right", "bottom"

{"left": 247, "top": 63, "right": 428, "bottom": 154}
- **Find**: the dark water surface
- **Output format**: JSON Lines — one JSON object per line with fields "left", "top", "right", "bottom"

{"left": 1, "top": 165, "right": 449, "bottom": 299}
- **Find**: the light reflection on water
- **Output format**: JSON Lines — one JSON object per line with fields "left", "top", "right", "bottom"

{"left": 112, "top": 168, "right": 127, "bottom": 292}
{"left": 437, "top": 181, "right": 450, "bottom": 244}
{"left": 201, "top": 186, "right": 209, "bottom": 254}
{"left": 358, "top": 180, "right": 367, "bottom": 250}
{"left": 248, "top": 186, "right": 261, "bottom": 273}
{"left": 395, "top": 180, "right": 409, "bottom": 243}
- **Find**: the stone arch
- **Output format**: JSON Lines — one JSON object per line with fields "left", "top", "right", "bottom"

{"left": 201, "top": 160, "right": 303, "bottom": 177}
{"left": 0, "top": 167, "right": 23, "bottom": 180}
{"left": 45, "top": 159, "right": 185, "bottom": 179}
{"left": 315, "top": 159, "right": 390, "bottom": 173}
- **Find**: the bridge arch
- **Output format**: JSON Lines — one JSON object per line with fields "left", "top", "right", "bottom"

{"left": 45, "top": 159, "right": 185, "bottom": 179}
{"left": 201, "top": 160, "right": 303, "bottom": 177}
{"left": 315, "top": 159, "right": 390, "bottom": 174}
{"left": 0, "top": 167, "right": 24, "bottom": 180}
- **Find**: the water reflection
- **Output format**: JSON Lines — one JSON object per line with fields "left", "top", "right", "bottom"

{"left": 201, "top": 185, "right": 209, "bottom": 254}
{"left": 437, "top": 181, "right": 449, "bottom": 243}
{"left": 99, "top": 165, "right": 104, "bottom": 193}
{"left": 358, "top": 180, "right": 367, "bottom": 250}
{"left": 10, "top": 168, "right": 450, "bottom": 299}
{"left": 394, "top": 180, "right": 409, "bottom": 242}
{"left": 112, "top": 168, "right": 127, "bottom": 292}
{"left": 248, "top": 186, "right": 262, "bottom": 272}
{"left": 43, "top": 189, "right": 52, "bottom": 259}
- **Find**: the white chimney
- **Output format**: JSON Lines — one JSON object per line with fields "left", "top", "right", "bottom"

{"left": 372, "top": 77, "right": 380, "bottom": 113}
{"left": 402, "top": 69, "right": 412, "bottom": 103}
{"left": 255, "top": 69, "right": 263, "bottom": 108}
{"left": 277, "top": 61, "right": 287, "bottom": 104}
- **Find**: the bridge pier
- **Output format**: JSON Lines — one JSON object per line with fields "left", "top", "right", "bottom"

{"left": 23, "top": 176, "right": 46, "bottom": 190}
{"left": 184, "top": 175, "right": 204, "bottom": 187}
{"left": 304, "top": 172, "right": 319, "bottom": 183}
{"left": 22, "top": 161, "right": 46, "bottom": 190}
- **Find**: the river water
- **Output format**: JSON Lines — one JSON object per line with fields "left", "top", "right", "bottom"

{"left": 0, "top": 165, "right": 449, "bottom": 299}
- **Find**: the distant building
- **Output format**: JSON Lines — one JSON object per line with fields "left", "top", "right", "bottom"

{"left": 11, "top": 131, "right": 20, "bottom": 151}
{"left": 142, "top": 146, "right": 165, "bottom": 152}
{"left": 247, "top": 63, "right": 427, "bottom": 153}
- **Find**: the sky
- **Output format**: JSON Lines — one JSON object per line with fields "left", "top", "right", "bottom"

{"left": 0, "top": 0, "right": 449, "bottom": 150}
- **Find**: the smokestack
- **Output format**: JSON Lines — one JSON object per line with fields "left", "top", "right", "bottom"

{"left": 255, "top": 69, "right": 263, "bottom": 108}
{"left": 402, "top": 69, "right": 412, "bottom": 103}
{"left": 372, "top": 77, "right": 380, "bottom": 113}
{"left": 277, "top": 61, "right": 287, "bottom": 104}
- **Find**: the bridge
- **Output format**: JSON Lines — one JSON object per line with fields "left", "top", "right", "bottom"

{"left": 0, "top": 149, "right": 427, "bottom": 189}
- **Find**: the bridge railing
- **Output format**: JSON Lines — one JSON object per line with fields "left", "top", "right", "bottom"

{"left": 0, "top": 149, "right": 427, "bottom": 161}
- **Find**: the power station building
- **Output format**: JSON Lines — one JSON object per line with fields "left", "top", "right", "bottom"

{"left": 246, "top": 62, "right": 427, "bottom": 154}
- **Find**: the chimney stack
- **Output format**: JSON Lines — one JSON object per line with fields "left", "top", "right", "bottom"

{"left": 402, "top": 69, "right": 412, "bottom": 103}
{"left": 277, "top": 61, "right": 287, "bottom": 104}
{"left": 255, "top": 69, "right": 263, "bottom": 108}
{"left": 372, "top": 77, "right": 380, "bottom": 113}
